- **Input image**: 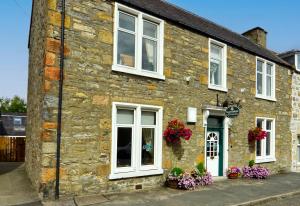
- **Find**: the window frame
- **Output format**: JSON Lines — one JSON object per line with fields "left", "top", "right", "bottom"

{"left": 208, "top": 38, "right": 228, "bottom": 92}
{"left": 255, "top": 57, "right": 276, "bottom": 101}
{"left": 295, "top": 54, "right": 300, "bottom": 71}
{"left": 255, "top": 117, "right": 276, "bottom": 163}
{"left": 113, "top": 3, "right": 165, "bottom": 80}
{"left": 110, "top": 102, "right": 163, "bottom": 179}
{"left": 297, "top": 135, "right": 300, "bottom": 164}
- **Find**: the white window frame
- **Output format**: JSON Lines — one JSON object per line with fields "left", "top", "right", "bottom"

{"left": 256, "top": 57, "right": 276, "bottom": 101}
{"left": 297, "top": 135, "right": 300, "bottom": 164}
{"left": 208, "top": 38, "right": 228, "bottom": 92}
{"left": 110, "top": 102, "right": 163, "bottom": 179}
{"left": 295, "top": 54, "right": 300, "bottom": 71}
{"left": 112, "top": 3, "right": 165, "bottom": 80}
{"left": 255, "top": 117, "right": 276, "bottom": 163}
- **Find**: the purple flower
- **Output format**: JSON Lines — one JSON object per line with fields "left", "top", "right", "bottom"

{"left": 242, "top": 166, "right": 270, "bottom": 179}
{"left": 178, "top": 173, "right": 196, "bottom": 190}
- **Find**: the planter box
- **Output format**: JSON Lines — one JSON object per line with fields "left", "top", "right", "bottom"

{"left": 166, "top": 179, "right": 179, "bottom": 189}
{"left": 228, "top": 173, "right": 239, "bottom": 179}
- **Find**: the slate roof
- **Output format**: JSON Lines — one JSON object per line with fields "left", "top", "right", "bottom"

{"left": 0, "top": 113, "right": 26, "bottom": 137}
{"left": 117, "top": 0, "right": 292, "bottom": 68}
{"left": 278, "top": 50, "right": 300, "bottom": 58}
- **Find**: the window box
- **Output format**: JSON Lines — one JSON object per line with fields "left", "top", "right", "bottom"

{"left": 110, "top": 102, "right": 163, "bottom": 179}
{"left": 113, "top": 3, "right": 165, "bottom": 80}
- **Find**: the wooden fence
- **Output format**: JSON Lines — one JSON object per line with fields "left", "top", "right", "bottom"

{"left": 0, "top": 137, "right": 25, "bottom": 162}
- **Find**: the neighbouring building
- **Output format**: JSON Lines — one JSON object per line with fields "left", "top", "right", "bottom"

{"left": 0, "top": 113, "right": 26, "bottom": 162}
{"left": 26, "top": 0, "right": 294, "bottom": 199}
{"left": 279, "top": 50, "right": 300, "bottom": 172}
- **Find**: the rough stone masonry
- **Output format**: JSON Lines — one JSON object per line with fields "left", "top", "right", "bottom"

{"left": 26, "top": 0, "right": 293, "bottom": 199}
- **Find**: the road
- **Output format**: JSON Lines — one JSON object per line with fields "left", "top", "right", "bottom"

{"left": 259, "top": 194, "right": 300, "bottom": 206}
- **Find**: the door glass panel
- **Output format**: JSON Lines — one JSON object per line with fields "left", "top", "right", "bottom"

{"left": 141, "top": 111, "right": 156, "bottom": 125}
{"left": 119, "top": 12, "right": 135, "bottom": 31}
{"left": 117, "top": 127, "right": 132, "bottom": 167}
{"left": 117, "top": 31, "right": 135, "bottom": 67}
{"left": 117, "top": 109, "right": 134, "bottom": 124}
{"left": 142, "top": 38, "right": 157, "bottom": 72}
{"left": 142, "top": 128, "right": 155, "bottom": 165}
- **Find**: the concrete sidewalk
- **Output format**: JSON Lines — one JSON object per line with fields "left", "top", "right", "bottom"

{"left": 0, "top": 162, "right": 40, "bottom": 206}
{"left": 94, "top": 173, "right": 300, "bottom": 206}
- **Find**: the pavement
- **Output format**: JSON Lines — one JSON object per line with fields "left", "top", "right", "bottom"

{"left": 1, "top": 162, "right": 300, "bottom": 206}
{"left": 0, "top": 162, "right": 40, "bottom": 206}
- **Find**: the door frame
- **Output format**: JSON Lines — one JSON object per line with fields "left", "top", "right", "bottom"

{"left": 203, "top": 107, "right": 231, "bottom": 177}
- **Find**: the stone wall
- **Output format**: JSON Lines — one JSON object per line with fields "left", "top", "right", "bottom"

{"left": 26, "top": 0, "right": 48, "bottom": 195}
{"left": 291, "top": 72, "right": 300, "bottom": 172}
{"left": 27, "top": 0, "right": 293, "bottom": 199}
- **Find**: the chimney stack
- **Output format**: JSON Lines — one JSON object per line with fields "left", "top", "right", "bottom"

{"left": 242, "top": 27, "right": 267, "bottom": 48}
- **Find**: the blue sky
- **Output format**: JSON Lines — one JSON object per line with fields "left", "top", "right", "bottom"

{"left": 0, "top": 0, "right": 299, "bottom": 99}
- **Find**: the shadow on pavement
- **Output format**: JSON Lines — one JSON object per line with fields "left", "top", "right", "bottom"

{"left": 0, "top": 162, "right": 23, "bottom": 175}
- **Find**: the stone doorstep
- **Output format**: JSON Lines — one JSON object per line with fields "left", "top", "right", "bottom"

{"left": 231, "top": 190, "right": 300, "bottom": 206}
{"left": 74, "top": 194, "right": 109, "bottom": 206}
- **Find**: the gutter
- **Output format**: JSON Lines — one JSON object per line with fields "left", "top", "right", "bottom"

{"left": 55, "top": 0, "right": 65, "bottom": 200}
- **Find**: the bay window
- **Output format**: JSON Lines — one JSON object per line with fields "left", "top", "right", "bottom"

{"left": 110, "top": 102, "right": 163, "bottom": 179}
{"left": 256, "top": 58, "right": 276, "bottom": 100}
{"left": 208, "top": 39, "right": 227, "bottom": 92}
{"left": 113, "top": 3, "right": 165, "bottom": 80}
{"left": 256, "top": 118, "right": 276, "bottom": 163}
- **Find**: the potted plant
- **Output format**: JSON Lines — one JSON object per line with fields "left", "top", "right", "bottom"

{"left": 192, "top": 162, "right": 213, "bottom": 186}
{"left": 163, "top": 119, "right": 192, "bottom": 144}
{"left": 166, "top": 167, "right": 184, "bottom": 189}
{"left": 226, "top": 167, "right": 242, "bottom": 179}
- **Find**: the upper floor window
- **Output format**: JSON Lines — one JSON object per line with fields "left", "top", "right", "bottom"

{"left": 296, "top": 54, "right": 300, "bottom": 71}
{"left": 208, "top": 39, "right": 227, "bottom": 92}
{"left": 113, "top": 3, "right": 165, "bottom": 80}
{"left": 256, "top": 57, "right": 276, "bottom": 101}
{"left": 256, "top": 117, "right": 276, "bottom": 163}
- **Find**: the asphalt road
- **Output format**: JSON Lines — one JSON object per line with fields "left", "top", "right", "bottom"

{"left": 259, "top": 194, "right": 300, "bottom": 206}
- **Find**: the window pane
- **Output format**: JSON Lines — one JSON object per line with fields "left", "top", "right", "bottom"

{"left": 267, "top": 64, "right": 273, "bottom": 75}
{"left": 143, "top": 21, "right": 157, "bottom": 38}
{"left": 298, "top": 146, "right": 300, "bottom": 162}
{"left": 257, "top": 119, "right": 263, "bottom": 128}
{"left": 210, "top": 60, "right": 222, "bottom": 86}
{"left": 256, "top": 140, "right": 261, "bottom": 156}
{"left": 266, "top": 120, "right": 272, "bottom": 130}
{"left": 142, "top": 111, "right": 156, "bottom": 125}
{"left": 119, "top": 12, "right": 135, "bottom": 31}
{"left": 257, "top": 73, "right": 263, "bottom": 95}
{"left": 266, "top": 76, "right": 272, "bottom": 96}
{"left": 142, "top": 38, "right": 157, "bottom": 72}
{"left": 117, "top": 109, "right": 134, "bottom": 124}
{"left": 297, "top": 54, "right": 300, "bottom": 70}
{"left": 211, "top": 44, "right": 222, "bottom": 60}
{"left": 117, "top": 127, "right": 132, "bottom": 167}
{"left": 266, "top": 132, "right": 271, "bottom": 156}
{"left": 117, "top": 31, "right": 135, "bottom": 67}
{"left": 142, "top": 128, "right": 155, "bottom": 165}
{"left": 257, "top": 60, "right": 263, "bottom": 72}
{"left": 297, "top": 135, "right": 300, "bottom": 145}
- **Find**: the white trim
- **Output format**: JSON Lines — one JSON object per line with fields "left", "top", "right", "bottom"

{"left": 208, "top": 38, "right": 228, "bottom": 92}
{"left": 255, "top": 57, "right": 276, "bottom": 101}
{"left": 110, "top": 102, "right": 163, "bottom": 179}
{"left": 113, "top": 3, "right": 165, "bottom": 80}
{"left": 0, "top": 136, "right": 26, "bottom": 138}
{"left": 296, "top": 54, "right": 300, "bottom": 71}
{"left": 1, "top": 115, "right": 26, "bottom": 117}
{"left": 255, "top": 117, "right": 276, "bottom": 163}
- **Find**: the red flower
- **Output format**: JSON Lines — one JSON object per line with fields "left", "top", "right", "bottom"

{"left": 163, "top": 119, "right": 192, "bottom": 144}
{"left": 248, "top": 127, "right": 267, "bottom": 142}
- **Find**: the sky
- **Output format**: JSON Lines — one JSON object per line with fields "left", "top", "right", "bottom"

{"left": 0, "top": 0, "right": 299, "bottom": 100}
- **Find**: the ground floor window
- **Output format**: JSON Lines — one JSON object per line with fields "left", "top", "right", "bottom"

{"left": 110, "top": 102, "right": 163, "bottom": 179}
{"left": 256, "top": 117, "right": 276, "bottom": 163}
{"left": 297, "top": 135, "right": 300, "bottom": 163}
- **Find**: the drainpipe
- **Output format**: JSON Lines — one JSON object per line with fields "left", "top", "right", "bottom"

{"left": 55, "top": 0, "right": 65, "bottom": 200}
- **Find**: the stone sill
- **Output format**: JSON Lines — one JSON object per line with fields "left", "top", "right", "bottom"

{"left": 109, "top": 169, "right": 164, "bottom": 180}
{"left": 255, "top": 95, "right": 277, "bottom": 102}
{"left": 255, "top": 157, "right": 276, "bottom": 164}
{"left": 112, "top": 65, "right": 165, "bottom": 80}
{"left": 208, "top": 85, "right": 228, "bottom": 93}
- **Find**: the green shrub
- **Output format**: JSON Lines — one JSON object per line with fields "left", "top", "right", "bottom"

{"left": 196, "top": 162, "right": 206, "bottom": 176}
{"left": 248, "top": 160, "right": 255, "bottom": 167}
{"left": 170, "top": 167, "right": 184, "bottom": 177}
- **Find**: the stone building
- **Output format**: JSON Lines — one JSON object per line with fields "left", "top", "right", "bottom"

{"left": 279, "top": 50, "right": 300, "bottom": 172}
{"left": 26, "top": 0, "right": 294, "bottom": 199}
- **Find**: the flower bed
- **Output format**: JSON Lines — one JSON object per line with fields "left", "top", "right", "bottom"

{"left": 242, "top": 166, "right": 270, "bottom": 179}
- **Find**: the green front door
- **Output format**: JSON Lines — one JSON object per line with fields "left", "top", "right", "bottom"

{"left": 207, "top": 117, "right": 224, "bottom": 176}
